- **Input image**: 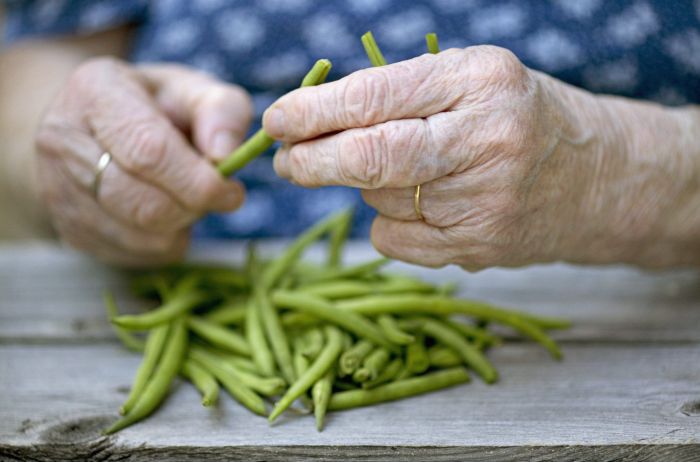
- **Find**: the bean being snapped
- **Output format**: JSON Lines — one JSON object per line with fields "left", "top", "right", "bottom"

{"left": 101, "top": 32, "right": 570, "bottom": 435}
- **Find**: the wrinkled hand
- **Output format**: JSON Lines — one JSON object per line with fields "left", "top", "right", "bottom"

{"left": 36, "top": 58, "right": 252, "bottom": 266}
{"left": 264, "top": 46, "right": 611, "bottom": 270}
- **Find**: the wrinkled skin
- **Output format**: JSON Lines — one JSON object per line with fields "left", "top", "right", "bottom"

{"left": 35, "top": 58, "right": 251, "bottom": 266}
{"left": 265, "top": 46, "right": 700, "bottom": 270}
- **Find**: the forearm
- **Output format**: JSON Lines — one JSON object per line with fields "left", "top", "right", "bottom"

{"left": 545, "top": 73, "right": 700, "bottom": 268}
{"left": 0, "top": 27, "right": 131, "bottom": 240}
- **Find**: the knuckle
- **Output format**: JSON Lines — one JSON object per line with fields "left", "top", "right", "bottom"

{"left": 466, "top": 46, "right": 528, "bottom": 93}
{"left": 70, "top": 56, "right": 123, "bottom": 89}
{"left": 34, "top": 123, "right": 64, "bottom": 158}
{"left": 133, "top": 195, "right": 174, "bottom": 230}
{"left": 340, "top": 69, "right": 390, "bottom": 126}
{"left": 121, "top": 123, "right": 169, "bottom": 173}
{"left": 338, "top": 127, "right": 389, "bottom": 188}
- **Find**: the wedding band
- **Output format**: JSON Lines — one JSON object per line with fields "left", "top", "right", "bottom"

{"left": 414, "top": 184, "right": 424, "bottom": 221}
{"left": 91, "top": 151, "right": 112, "bottom": 199}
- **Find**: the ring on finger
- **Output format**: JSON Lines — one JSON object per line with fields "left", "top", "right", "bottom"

{"left": 91, "top": 151, "right": 113, "bottom": 199}
{"left": 414, "top": 184, "right": 424, "bottom": 221}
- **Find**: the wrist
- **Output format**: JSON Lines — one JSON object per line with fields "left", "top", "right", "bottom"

{"left": 561, "top": 91, "right": 700, "bottom": 267}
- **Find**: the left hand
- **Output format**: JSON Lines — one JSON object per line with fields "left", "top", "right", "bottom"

{"left": 263, "top": 46, "right": 604, "bottom": 270}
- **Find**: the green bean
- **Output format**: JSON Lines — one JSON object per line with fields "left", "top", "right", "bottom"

{"left": 203, "top": 301, "right": 247, "bottom": 324}
{"left": 339, "top": 339, "right": 374, "bottom": 376}
{"left": 273, "top": 291, "right": 397, "bottom": 351}
{"left": 407, "top": 317, "right": 498, "bottom": 384}
{"left": 427, "top": 345, "right": 462, "bottom": 368}
{"left": 119, "top": 323, "right": 169, "bottom": 415}
{"left": 302, "top": 257, "right": 390, "bottom": 283}
{"left": 425, "top": 32, "right": 440, "bottom": 54}
{"left": 181, "top": 358, "right": 219, "bottom": 407}
{"left": 353, "top": 347, "right": 389, "bottom": 383}
{"left": 405, "top": 333, "right": 430, "bottom": 374}
{"left": 187, "top": 316, "right": 251, "bottom": 356}
{"left": 103, "top": 291, "right": 145, "bottom": 352}
{"left": 189, "top": 350, "right": 267, "bottom": 416}
{"left": 245, "top": 298, "right": 276, "bottom": 377}
{"left": 112, "top": 291, "right": 207, "bottom": 331}
{"left": 363, "top": 357, "right": 403, "bottom": 389}
{"left": 328, "top": 367, "right": 470, "bottom": 411}
{"left": 257, "top": 290, "right": 296, "bottom": 384}
{"left": 334, "top": 294, "right": 566, "bottom": 358}
{"left": 217, "top": 59, "right": 332, "bottom": 176}
{"left": 293, "top": 337, "right": 311, "bottom": 379}
{"left": 300, "top": 327, "right": 324, "bottom": 359}
{"left": 296, "top": 276, "right": 436, "bottom": 300}
{"left": 269, "top": 325, "right": 344, "bottom": 422}
{"left": 221, "top": 355, "right": 260, "bottom": 375}
{"left": 104, "top": 318, "right": 188, "bottom": 434}
{"left": 190, "top": 346, "right": 285, "bottom": 397}
{"left": 377, "top": 315, "right": 415, "bottom": 345}
{"left": 328, "top": 208, "right": 353, "bottom": 268}
{"left": 312, "top": 367, "right": 335, "bottom": 431}
{"left": 361, "top": 31, "right": 387, "bottom": 66}
{"left": 260, "top": 211, "right": 348, "bottom": 290}
{"left": 445, "top": 318, "right": 502, "bottom": 346}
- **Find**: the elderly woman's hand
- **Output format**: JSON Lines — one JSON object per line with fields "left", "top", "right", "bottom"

{"left": 36, "top": 59, "right": 251, "bottom": 266}
{"left": 264, "top": 46, "right": 700, "bottom": 270}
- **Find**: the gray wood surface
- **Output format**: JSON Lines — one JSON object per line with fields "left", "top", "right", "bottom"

{"left": 1, "top": 242, "right": 700, "bottom": 461}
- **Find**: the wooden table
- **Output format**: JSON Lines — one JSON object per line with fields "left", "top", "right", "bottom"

{"left": 1, "top": 242, "right": 700, "bottom": 461}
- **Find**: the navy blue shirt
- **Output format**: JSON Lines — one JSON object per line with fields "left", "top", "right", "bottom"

{"left": 4, "top": 0, "right": 700, "bottom": 238}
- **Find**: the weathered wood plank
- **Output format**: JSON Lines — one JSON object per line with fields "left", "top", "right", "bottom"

{"left": 1, "top": 243, "right": 699, "bottom": 343}
{"left": 1, "top": 343, "right": 699, "bottom": 458}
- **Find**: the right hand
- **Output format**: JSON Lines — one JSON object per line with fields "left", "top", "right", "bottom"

{"left": 35, "top": 58, "right": 252, "bottom": 266}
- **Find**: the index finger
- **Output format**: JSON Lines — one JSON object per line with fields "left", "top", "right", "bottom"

{"left": 262, "top": 49, "right": 464, "bottom": 143}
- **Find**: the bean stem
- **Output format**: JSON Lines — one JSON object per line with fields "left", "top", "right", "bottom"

{"left": 217, "top": 59, "right": 332, "bottom": 176}
{"left": 361, "top": 31, "right": 387, "bottom": 66}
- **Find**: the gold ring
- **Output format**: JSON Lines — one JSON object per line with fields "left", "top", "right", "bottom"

{"left": 91, "top": 151, "right": 112, "bottom": 199}
{"left": 414, "top": 184, "right": 424, "bottom": 221}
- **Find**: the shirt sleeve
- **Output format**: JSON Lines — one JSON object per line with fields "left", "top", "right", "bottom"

{"left": 3, "top": 0, "right": 147, "bottom": 44}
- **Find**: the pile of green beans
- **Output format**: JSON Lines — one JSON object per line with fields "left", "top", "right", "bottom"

{"left": 101, "top": 32, "right": 570, "bottom": 435}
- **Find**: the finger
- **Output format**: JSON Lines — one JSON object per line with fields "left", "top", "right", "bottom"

{"left": 39, "top": 124, "right": 199, "bottom": 232}
{"left": 273, "top": 115, "right": 465, "bottom": 189}
{"left": 137, "top": 64, "right": 253, "bottom": 162}
{"left": 263, "top": 48, "right": 466, "bottom": 142}
{"left": 42, "top": 157, "right": 189, "bottom": 259}
{"left": 370, "top": 215, "right": 456, "bottom": 268}
{"left": 71, "top": 58, "right": 243, "bottom": 213}
{"left": 361, "top": 175, "right": 480, "bottom": 227}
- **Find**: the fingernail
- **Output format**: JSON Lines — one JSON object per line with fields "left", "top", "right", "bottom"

{"left": 273, "top": 146, "right": 290, "bottom": 178}
{"left": 209, "top": 131, "right": 240, "bottom": 161}
{"left": 264, "top": 108, "right": 286, "bottom": 138}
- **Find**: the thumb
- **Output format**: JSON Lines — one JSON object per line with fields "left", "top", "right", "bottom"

{"left": 136, "top": 64, "right": 253, "bottom": 162}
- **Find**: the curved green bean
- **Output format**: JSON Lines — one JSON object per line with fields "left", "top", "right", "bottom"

{"left": 269, "top": 325, "right": 344, "bottom": 422}
{"left": 187, "top": 316, "right": 251, "bottom": 356}
{"left": 407, "top": 317, "right": 498, "bottom": 384}
{"left": 189, "top": 350, "right": 267, "bottom": 415}
{"left": 363, "top": 357, "right": 403, "bottom": 389}
{"left": 204, "top": 301, "right": 247, "bottom": 325}
{"left": 245, "top": 298, "right": 276, "bottom": 377}
{"left": 339, "top": 339, "right": 374, "bottom": 376}
{"left": 104, "top": 317, "right": 188, "bottom": 434}
{"left": 405, "top": 333, "right": 430, "bottom": 374}
{"left": 103, "top": 291, "right": 145, "bottom": 352}
{"left": 119, "top": 323, "right": 169, "bottom": 415}
{"left": 111, "top": 291, "right": 207, "bottom": 331}
{"left": 181, "top": 358, "right": 219, "bottom": 407}
{"left": 312, "top": 367, "right": 335, "bottom": 431}
{"left": 328, "top": 367, "right": 470, "bottom": 411}
{"left": 427, "top": 345, "right": 462, "bottom": 368}
{"left": 271, "top": 291, "right": 396, "bottom": 351}
{"left": 334, "top": 294, "right": 566, "bottom": 358}
{"left": 353, "top": 347, "right": 389, "bottom": 383}
{"left": 377, "top": 315, "right": 415, "bottom": 345}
